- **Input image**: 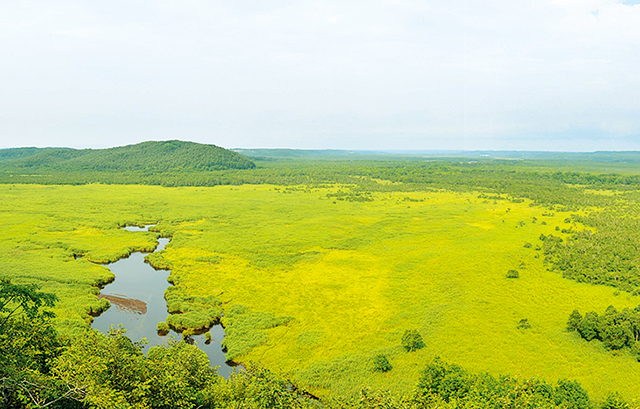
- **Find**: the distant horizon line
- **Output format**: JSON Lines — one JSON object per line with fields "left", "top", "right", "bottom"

{"left": 1, "top": 140, "right": 640, "bottom": 154}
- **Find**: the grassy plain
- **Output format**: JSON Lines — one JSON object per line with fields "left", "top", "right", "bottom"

{"left": 1, "top": 183, "right": 640, "bottom": 401}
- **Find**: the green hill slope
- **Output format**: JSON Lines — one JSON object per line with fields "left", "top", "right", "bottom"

{"left": 0, "top": 140, "right": 256, "bottom": 172}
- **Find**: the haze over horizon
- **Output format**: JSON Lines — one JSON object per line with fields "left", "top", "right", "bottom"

{"left": 1, "top": 1, "right": 639, "bottom": 152}
{"left": 3, "top": 140, "right": 640, "bottom": 154}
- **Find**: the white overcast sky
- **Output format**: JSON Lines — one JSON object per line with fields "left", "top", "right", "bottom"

{"left": 1, "top": 0, "right": 639, "bottom": 151}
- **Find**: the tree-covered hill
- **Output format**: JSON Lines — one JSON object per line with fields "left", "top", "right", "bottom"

{"left": 0, "top": 140, "right": 256, "bottom": 172}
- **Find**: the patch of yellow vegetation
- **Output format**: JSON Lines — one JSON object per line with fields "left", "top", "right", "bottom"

{"left": 465, "top": 222, "right": 495, "bottom": 230}
{"left": 1, "top": 184, "right": 639, "bottom": 401}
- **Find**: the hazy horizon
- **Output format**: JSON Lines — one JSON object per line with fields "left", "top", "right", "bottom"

{"left": 2, "top": 139, "right": 640, "bottom": 154}
{"left": 1, "top": 1, "right": 639, "bottom": 151}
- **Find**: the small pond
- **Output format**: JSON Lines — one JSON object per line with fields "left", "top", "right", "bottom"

{"left": 91, "top": 225, "right": 236, "bottom": 378}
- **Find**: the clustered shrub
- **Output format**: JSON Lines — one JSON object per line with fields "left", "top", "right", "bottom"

{"left": 506, "top": 269, "right": 520, "bottom": 279}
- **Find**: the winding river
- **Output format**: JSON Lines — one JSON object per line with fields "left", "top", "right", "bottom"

{"left": 91, "top": 225, "right": 235, "bottom": 378}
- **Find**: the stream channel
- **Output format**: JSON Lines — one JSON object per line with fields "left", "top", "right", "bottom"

{"left": 91, "top": 225, "right": 235, "bottom": 378}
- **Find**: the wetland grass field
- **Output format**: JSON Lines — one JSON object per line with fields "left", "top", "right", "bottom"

{"left": 3, "top": 180, "right": 640, "bottom": 401}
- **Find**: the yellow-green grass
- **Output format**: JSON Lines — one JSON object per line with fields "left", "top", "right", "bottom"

{"left": 0, "top": 183, "right": 639, "bottom": 401}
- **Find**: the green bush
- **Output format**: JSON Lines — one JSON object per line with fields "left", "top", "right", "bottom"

{"left": 506, "top": 269, "right": 520, "bottom": 279}
{"left": 372, "top": 354, "right": 392, "bottom": 372}
{"left": 517, "top": 319, "right": 531, "bottom": 329}
{"left": 402, "top": 329, "right": 425, "bottom": 352}
{"left": 601, "top": 392, "right": 628, "bottom": 409}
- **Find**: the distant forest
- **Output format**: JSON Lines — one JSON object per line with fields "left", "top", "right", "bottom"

{"left": 0, "top": 140, "right": 256, "bottom": 173}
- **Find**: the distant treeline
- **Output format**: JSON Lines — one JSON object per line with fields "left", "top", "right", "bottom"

{"left": 3, "top": 157, "right": 640, "bottom": 201}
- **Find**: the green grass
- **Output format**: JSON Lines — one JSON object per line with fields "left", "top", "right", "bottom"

{"left": 1, "top": 183, "right": 640, "bottom": 402}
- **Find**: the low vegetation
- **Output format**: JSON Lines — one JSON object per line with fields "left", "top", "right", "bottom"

{"left": 5, "top": 146, "right": 640, "bottom": 405}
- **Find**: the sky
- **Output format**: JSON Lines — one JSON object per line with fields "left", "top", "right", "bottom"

{"left": 1, "top": 1, "right": 639, "bottom": 151}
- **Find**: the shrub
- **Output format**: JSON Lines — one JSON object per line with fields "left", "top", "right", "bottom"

{"left": 373, "top": 354, "right": 392, "bottom": 372}
{"left": 402, "top": 329, "right": 425, "bottom": 352}
{"left": 506, "top": 269, "right": 520, "bottom": 279}
{"left": 523, "top": 242, "right": 532, "bottom": 248}
{"left": 601, "top": 392, "right": 629, "bottom": 409}
{"left": 554, "top": 379, "right": 592, "bottom": 409}
{"left": 156, "top": 321, "right": 170, "bottom": 335}
{"left": 416, "top": 358, "right": 471, "bottom": 402}
{"left": 517, "top": 319, "right": 531, "bottom": 329}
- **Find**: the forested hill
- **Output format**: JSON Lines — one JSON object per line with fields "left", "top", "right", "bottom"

{"left": 0, "top": 140, "right": 256, "bottom": 172}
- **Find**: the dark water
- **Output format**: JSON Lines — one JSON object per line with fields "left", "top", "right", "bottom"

{"left": 92, "top": 225, "right": 235, "bottom": 378}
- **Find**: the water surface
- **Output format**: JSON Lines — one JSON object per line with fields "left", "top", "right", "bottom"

{"left": 92, "top": 225, "right": 235, "bottom": 378}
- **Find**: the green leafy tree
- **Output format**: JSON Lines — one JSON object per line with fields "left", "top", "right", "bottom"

{"left": 145, "top": 339, "right": 221, "bottom": 408}
{"left": 53, "top": 327, "right": 224, "bottom": 408}
{"left": 567, "top": 310, "right": 582, "bottom": 332}
{"left": 416, "top": 358, "right": 471, "bottom": 402}
{"left": 578, "top": 312, "right": 600, "bottom": 341}
{"left": 0, "top": 278, "right": 81, "bottom": 408}
{"left": 53, "top": 327, "right": 148, "bottom": 407}
{"left": 402, "top": 329, "right": 425, "bottom": 352}
{"left": 600, "top": 322, "right": 632, "bottom": 350}
{"left": 214, "top": 364, "right": 312, "bottom": 408}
